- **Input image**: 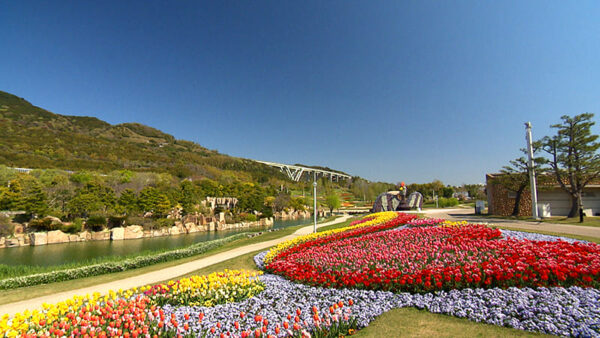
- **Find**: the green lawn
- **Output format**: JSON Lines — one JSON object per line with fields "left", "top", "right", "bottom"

{"left": 482, "top": 214, "right": 600, "bottom": 227}
{"left": 541, "top": 216, "right": 600, "bottom": 227}
{"left": 354, "top": 308, "right": 549, "bottom": 337}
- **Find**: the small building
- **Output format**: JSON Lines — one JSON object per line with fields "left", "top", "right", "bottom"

{"left": 486, "top": 173, "right": 600, "bottom": 217}
{"left": 202, "top": 197, "right": 238, "bottom": 211}
{"left": 452, "top": 191, "right": 470, "bottom": 200}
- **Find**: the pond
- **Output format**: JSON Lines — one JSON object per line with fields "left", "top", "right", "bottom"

{"left": 0, "top": 218, "right": 321, "bottom": 267}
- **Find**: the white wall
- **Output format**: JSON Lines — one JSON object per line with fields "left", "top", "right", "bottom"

{"left": 538, "top": 188, "right": 600, "bottom": 216}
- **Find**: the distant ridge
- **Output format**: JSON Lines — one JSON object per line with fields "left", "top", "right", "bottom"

{"left": 0, "top": 91, "right": 350, "bottom": 182}
{"left": 0, "top": 90, "right": 291, "bottom": 181}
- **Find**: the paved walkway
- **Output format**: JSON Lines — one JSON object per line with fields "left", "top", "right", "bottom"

{"left": 433, "top": 208, "right": 600, "bottom": 238}
{"left": 0, "top": 215, "right": 352, "bottom": 317}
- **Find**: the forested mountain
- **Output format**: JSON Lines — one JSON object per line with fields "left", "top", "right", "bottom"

{"left": 0, "top": 90, "right": 290, "bottom": 182}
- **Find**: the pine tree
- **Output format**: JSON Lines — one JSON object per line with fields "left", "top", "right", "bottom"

{"left": 179, "top": 180, "right": 200, "bottom": 214}
{"left": 22, "top": 180, "right": 48, "bottom": 216}
{"left": 154, "top": 193, "right": 172, "bottom": 218}
{"left": 138, "top": 187, "right": 160, "bottom": 214}
{"left": 1, "top": 179, "right": 23, "bottom": 211}
{"left": 541, "top": 113, "right": 600, "bottom": 219}
{"left": 117, "top": 189, "right": 138, "bottom": 214}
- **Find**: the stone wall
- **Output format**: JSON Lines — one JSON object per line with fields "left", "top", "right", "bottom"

{"left": 0, "top": 217, "right": 274, "bottom": 248}
{"left": 486, "top": 174, "right": 533, "bottom": 216}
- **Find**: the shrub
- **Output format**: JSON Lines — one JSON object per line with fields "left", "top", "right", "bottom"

{"left": 0, "top": 215, "right": 14, "bottom": 237}
{"left": 28, "top": 217, "right": 61, "bottom": 232}
{"left": 243, "top": 213, "right": 257, "bottom": 222}
{"left": 127, "top": 216, "right": 156, "bottom": 230}
{"left": 227, "top": 212, "right": 239, "bottom": 224}
{"left": 232, "top": 213, "right": 257, "bottom": 223}
{"left": 261, "top": 208, "right": 273, "bottom": 219}
{"left": 86, "top": 215, "right": 107, "bottom": 232}
{"left": 438, "top": 197, "right": 459, "bottom": 208}
{"left": 13, "top": 213, "right": 30, "bottom": 224}
{"left": 107, "top": 215, "right": 127, "bottom": 229}
{"left": 73, "top": 217, "right": 84, "bottom": 229}
{"left": 61, "top": 221, "right": 82, "bottom": 234}
{"left": 125, "top": 216, "right": 144, "bottom": 226}
{"left": 155, "top": 218, "right": 175, "bottom": 228}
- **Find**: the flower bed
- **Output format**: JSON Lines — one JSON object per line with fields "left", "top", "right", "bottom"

{"left": 0, "top": 269, "right": 264, "bottom": 337}
{"left": 0, "top": 271, "right": 359, "bottom": 338}
{"left": 263, "top": 211, "right": 416, "bottom": 265}
{"left": 266, "top": 224, "right": 600, "bottom": 292}
{"left": 404, "top": 218, "right": 467, "bottom": 227}
{"left": 144, "top": 270, "right": 264, "bottom": 307}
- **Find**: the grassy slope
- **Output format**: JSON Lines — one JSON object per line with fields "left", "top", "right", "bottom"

{"left": 0, "top": 90, "right": 286, "bottom": 180}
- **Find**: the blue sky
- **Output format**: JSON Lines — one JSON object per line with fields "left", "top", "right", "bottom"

{"left": 1, "top": 1, "right": 599, "bottom": 185}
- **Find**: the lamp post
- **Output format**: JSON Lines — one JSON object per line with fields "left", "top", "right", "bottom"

{"left": 525, "top": 122, "right": 540, "bottom": 220}
{"left": 313, "top": 171, "right": 318, "bottom": 233}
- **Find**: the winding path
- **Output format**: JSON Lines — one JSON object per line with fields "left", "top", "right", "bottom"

{"left": 428, "top": 208, "right": 600, "bottom": 238}
{"left": 0, "top": 215, "right": 352, "bottom": 317}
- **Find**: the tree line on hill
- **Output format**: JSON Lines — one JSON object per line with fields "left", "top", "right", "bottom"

{"left": 0, "top": 165, "right": 406, "bottom": 236}
{"left": 0, "top": 167, "right": 291, "bottom": 234}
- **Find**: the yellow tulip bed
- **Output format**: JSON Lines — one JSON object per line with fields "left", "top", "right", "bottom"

{"left": 143, "top": 269, "right": 264, "bottom": 307}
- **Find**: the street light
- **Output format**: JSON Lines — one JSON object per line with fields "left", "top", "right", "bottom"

{"left": 313, "top": 172, "right": 318, "bottom": 233}
{"left": 525, "top": 122, "right": 540, "bottom": 220}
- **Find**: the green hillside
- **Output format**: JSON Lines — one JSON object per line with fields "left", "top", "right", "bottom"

{"left": 0, "top": 90, "right": 288, "bottom": 182}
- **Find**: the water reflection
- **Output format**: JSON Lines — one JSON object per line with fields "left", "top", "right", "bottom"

{"left": 0, "top": 218, "right": 319, "bottom": 267}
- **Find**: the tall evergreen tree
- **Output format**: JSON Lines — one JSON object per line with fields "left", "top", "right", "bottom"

{"left": 67, "top": 193, "right": 102, "bottom": 218}
{"left": 117, "top": 189, "right": 138, "bottom": 214}
{"left": 540, "top": 113, "right": 600, "bottom": 219}
{"left": 21, "top": 180, "right": 48, "bottom": 217}
{"left": 138, "top": 187, "right": 160, "bottom": 214}
{"left": 154, "top": 193, "right": 172, "bottom": 218}
{"left": 0, "top": 179, "right": 22, "bottom": 211}
{"left": 179, "top": 180, "right": 200, "bottom": 214}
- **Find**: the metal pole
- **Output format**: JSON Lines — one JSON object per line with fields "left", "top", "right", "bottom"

{"left": 525, "top": 122, "right": 540, "bottom": 220}
{"left": 313, "top": 171, "right": 318, "bottom": 233}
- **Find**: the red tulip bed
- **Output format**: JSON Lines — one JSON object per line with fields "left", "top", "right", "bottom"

{"left": 265, "top": 218, "right": 600, "bottom": 293}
